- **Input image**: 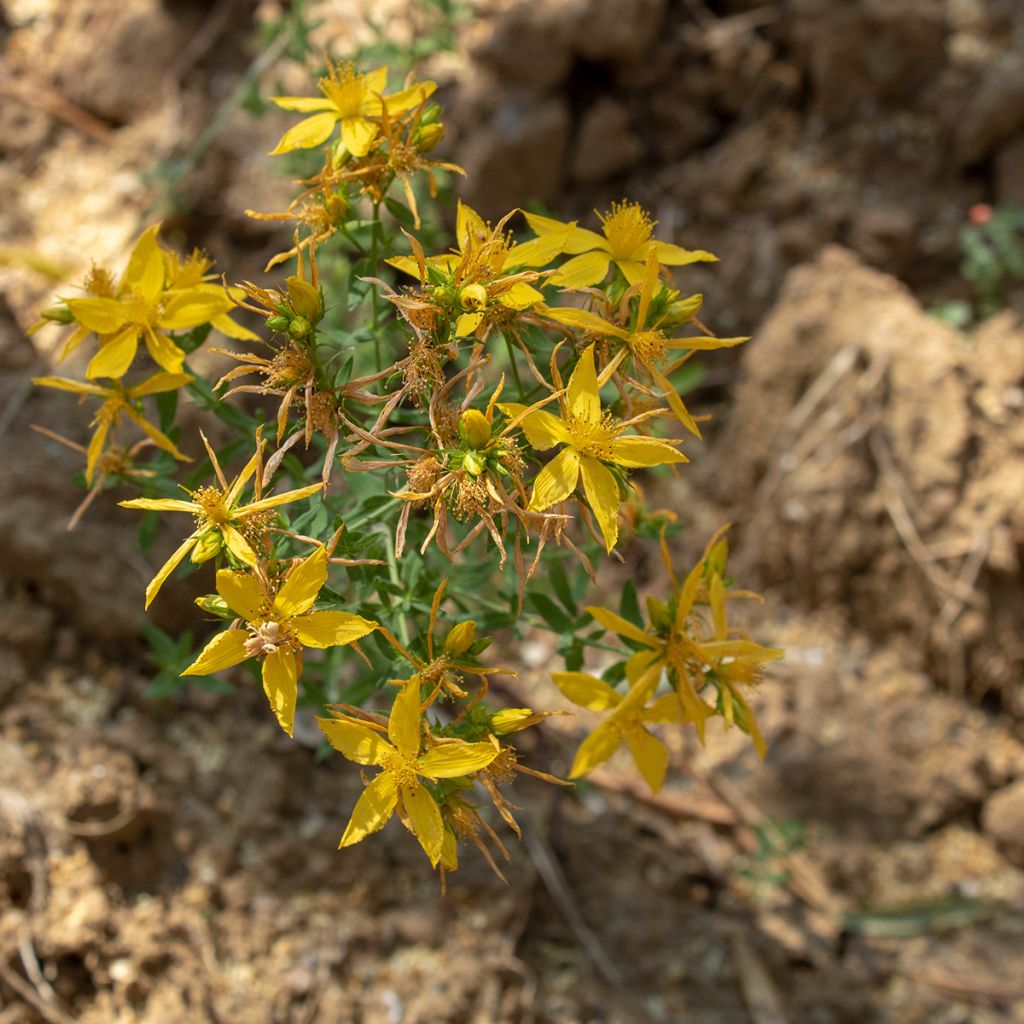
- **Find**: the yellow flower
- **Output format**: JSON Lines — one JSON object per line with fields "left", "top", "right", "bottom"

{"left": 546, "top": 250, "right": 748, "bottom": 437}
{"left": 60, "top": 225, "right": 255, "bottom": 380}
{"left": 585, "top": 527, "right": 783, "bottom": 753}
{"left": 387, "top": 202, "right": 570, "bottom": 337}
{"left": 182, "top": 547, "right": 376, "bottom": 736}
{"left": 498, "top": 344, "right": 687, "bottom": 552}
{"left": 523, "top": 200, "right": 716, "bottom": 288}
{"left": 32, "top": 371, "right": 192, "bottom": 484}
{"left": 318, "top": 682, "right": 499, "bottom": 866}
{"left": 120, "top": 434, "right": 323, "bottom": 607}
{"left": 553, "top": 669, "right": 685, "bottom": 791}
{"left": 270, "top": 62, "right": 435, "bottom": 157}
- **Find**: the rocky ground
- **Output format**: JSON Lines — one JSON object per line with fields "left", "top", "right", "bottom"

{"left": 2, "top": 0, "right": 1024, "bottom": 1021}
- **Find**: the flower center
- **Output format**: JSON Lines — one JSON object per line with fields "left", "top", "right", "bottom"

{"left": 381, "top": 750, "right": 420, "bottom": 789}
{"left": 599, "top": 201, "right": 654, "bottom": 260}
{"left": 628, "top": 329, "right": 667, "bottom": 366}
{"left": 244, "top": 620, "right": 290, "bottom": 658}
{"left": 320, "top": 63, "right": 366, "bottom": 117}
{"left": 566, "top": 411, "right": 620, "bottom": 460}
{"left": 192, "top": 485, "right": 230, "bottom": 525}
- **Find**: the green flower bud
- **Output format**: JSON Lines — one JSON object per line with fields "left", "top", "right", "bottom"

{"left": 287, "top": 315, "right": 312, "bottom": 339}
{"left": 414, "top": 122, "right": 445, "bottom": 152}
{"left": 194, "top": 594, "right": 233, "bottom": 618}
{"left": 646, "top": 596, "right": 671, "bottom": 631}
{"left": 41, "top": 305, "right": 74, "bottom": 324}
{"left": 443, "top": 620, "right": 476, "bottom": 656}
{"left": 462, "top": 450, "right": 486, "bottom": 477}
{"left": 191, "top": 530, "right": 223, "bottom": 564}
{"left": 286, "top": 276, "right": 324, "bottom": 321}
{"left": 265, "top": 315, "right": 290, "bottom": 332}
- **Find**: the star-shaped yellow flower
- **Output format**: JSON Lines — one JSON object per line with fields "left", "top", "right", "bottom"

{"left": 32, "top": 371, "right": 192, "bottom": 485}
{"left": 553, "top": 667, "right": 685, "bottom": 791}
{"left": 120, "top": 434, "right": 323, "bottom": 607}
{"left": 270, "top": 62, "right": 435, "bottom": 157}
{"left": 523, "top": 200, "right": 716, "bottom": 288}
{"left": 498, "top": 344, "right": 687, "bottom": 551}
{"left": 546, "top": 250, "right": 748, "bottom": 436}
{"left": 318, "top": 683, "right": 499, "bottom": 866}
{"left": 61, "top": 225, "right": 255, "bottom": 380}
{"left": 182, "top": 547, "right": 376, "bottom": 736}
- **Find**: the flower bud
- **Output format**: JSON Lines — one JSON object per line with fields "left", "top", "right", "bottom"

{"left": 443, "top": 620, "right": 476, "bottom": 656}
{"left": 195, "top": 594, "right": 233, "bottom": 618}
{"left": 265, "top": 314, "right": 290, "bottom": 332}
{"left": 286, "top": 276, "right": 323, "bottom": 321}
{"left": 646, "top": 596, "right": 671, "bottom": 631}
{"left": 430, "top": 284, "right": 455, "bottom": 306}
{"left": 287, "top": 315, "right": 312, "bottom": 339}
{"left": 462, "top": 450, "right": 486, "bottom": 477}
{"left": 325, "top": 191, "right": 349, "bottom": 223}
{"left": 458, "top": 283, "right": 487, "bottom": 312}
{"left": 41, "top": 305, "right": 74, "bottom": 324}
{"left": 459, "top": 409, "right": 491, "bottom": 450}
{"left": 191, "top": 530, "right": 223, "bottom": 564}
{"left": 414, "top": 122, "right": 445, "bottom": 152}
{"left": 489, "top": 708, "right": 533, "bottom": 735}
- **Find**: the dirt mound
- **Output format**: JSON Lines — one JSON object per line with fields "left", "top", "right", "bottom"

{"left": 711, "top": 245, "right": 1024, "bottom": 707}
{"left": 450, "top": 0, "right": 1024, "bottom": 329}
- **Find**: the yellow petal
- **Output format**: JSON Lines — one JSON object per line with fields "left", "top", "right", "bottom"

{"left": 270, "top": 95, "right": 337, "bottom": 112}
{"left": 551, "top": 671, "right": 622, "bottom": 711}
{"left": 123, "top": 407, "right": 188, "bottom": 461}
{"left": 456, "top": 200, "right": 488, "bottom": 251}
{"left": 497, "top": 403, "right": 569, "bottom": 451}
{"left": 652, "top": 240, "right": 717, "bottom": 266}
{"left": 567, "top": 345, "right": 601, "bottom": 424}
{"left": 551, "top": 250, "right": 613, "bottom": 289}
{"left": 66, "top": 297, "right": 128, "bottom": 334}
{"left": 86, "top": 329, "right": 139, "bottom": 380}
{"left": 584, "top": 605, "right": 658, "bottom": 648}
{"left": 215, "top": 569, "right": 264, "bottom": 621}
{"left": 142, "top": 327, "right": 185, "bottom": 374}
{"left": 544, "top": 306, "right": 627, "bottom": 339}
{"left": 569, "top": 722, "right": 622, "bottom": 778}
{"left": 440, "top": 828, "right": 458, "bottom": 872}
{"left": 292, "top": 610, "right": 376, "bottom": 648}
{"left": 273, "top": 546, "right": 328, "bottom": 619}
{"left": 85, "top": 417, "right": 111, "bottom": 486}
{"left": 159, "top": 289, "right": 233, "bottom": 330}
{"left": 579, "top": 455, "right": 620, "bottom": 553}
{"left": 496, "top": 281, "right": 544, "bottom": 310}
{"left": 523, "top": 212, "right": 605, "bottom": 255}
{"left": 144, "top": 535, "right": 197, "bottom": 608}
{"left": 527, "top": 447, "right": 580, "bottom": 511}
{"left": 317, "top": 718, "right": 393, "bottom": 765}
{"left": 607, "top": 436, "right": 688, "bottom": 468}
{"left": 417, "top": 742, "right": 499, "bottom": 779}
{"left": 401, "top": 782, "right": 444, "bottom": 866}
{"left": 382, "top": 79, "right": 436, "bottom": 115}
{"left": 120, "top": 497, "right": 198, "bottom": 512}
{"left": 386, "top": 254, "right": 422, "bottom": 279}
{"left": 455, "top": 311, "right": 483, "bottom": 337}
{"left": 241, "top": 481, "right": 324, "bottom": 514}
{"left": 221, "top": 523, "right": 257, "bottom": 566}
{"left": 340, "top": 771, "right": 398, "bottom": 848}
{"left": 32, "top": 375, "right": 108, "bottom": 397}
{"left": 699, "top": 640, "right": 785, "bottom": 662}
{"left": 649, "top": 364, "right": 702, "bottom": 439}
{"left": 388, "top": 681, "right": 422, "bottom": 758}
{"left": 624, "top": 727, "right": 669, "bottom": 792}
{"left": 642, "top": 693, "right": 686, "bottom": 724}
{"left": 616, "top": 259, "right": 646, "bottom": 286}
{"left": 710, "top": 573, "right": 727, "bottom": 641}
{"left": 270, "top": 111, "right": 339, "bottom": 154}
{"left": 181, "top": 628, "right": 249, "bottom": 675}
{"left": 210, "top": 312, "right": 259, "bottom": 342}
{"left": 128, "top": 371, "right": 193, "bottom": 397}
{"left": 666, "top": 334, "right": 748, "bottom": 351}
{"left": 122, "top": 224, "right": 165, "bottom": 303}
{"left": 505, "top": 227, "right": 573, "bottom": 269}
{"left": 262, "top": 647, "right": 298, "bottom": 736}
{"left": 341, "top": 115, "right": 378, "bottom": 157}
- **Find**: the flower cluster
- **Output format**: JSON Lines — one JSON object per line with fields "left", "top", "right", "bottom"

{"left": 31, "top": 59, "right": 781, "bottom": 877}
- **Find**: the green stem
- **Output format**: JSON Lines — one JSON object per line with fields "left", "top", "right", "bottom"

{"left": 380, "top": 528, "right": 411, "bottom": 646}
{"left": 504, "top": 332, "right": 525, "bottom": 400}
{"left": 370, "top": 200, "right": 383, "bottom": 373}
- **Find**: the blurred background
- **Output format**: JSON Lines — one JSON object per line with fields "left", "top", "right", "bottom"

{"left": 2, "top": 1, "right": 1024, "bottom": 1021}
